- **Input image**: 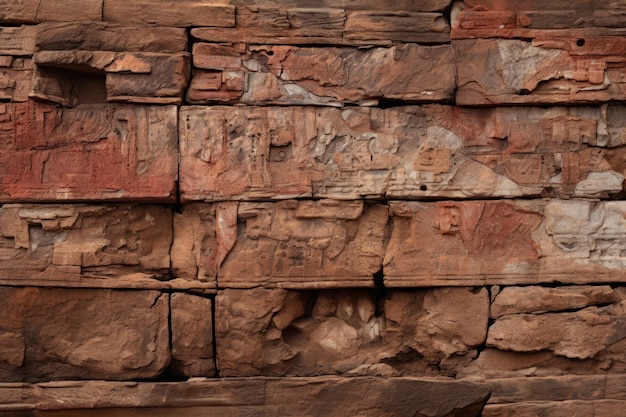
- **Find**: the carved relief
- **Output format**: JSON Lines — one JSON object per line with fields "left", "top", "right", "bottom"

{"left": 180, "top": 105, "right": 626, "bottom": 202}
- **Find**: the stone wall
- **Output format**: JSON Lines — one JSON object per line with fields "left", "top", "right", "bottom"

{"left": 2, "top": 1, "right": 626, "bottom": 416}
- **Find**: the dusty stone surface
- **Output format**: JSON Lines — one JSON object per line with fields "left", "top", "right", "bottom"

{"left": 173, "top": 201, "right": 388, "bottom": 288}
{"left": 187, "top": 43, "right": 455, "bottom": 105}
{"left": 385, "top": 200, "right": 626, "bottom": 286}
{"left": 0, "top": 0, "right": 102, "bottom": 23}
{"left": 0, "top": 287, "right": 169, "bottom": 382}
{"left": 0, "top": 377, "right": 489, "bottom": 417}
{"left": 170, "top": 293, "right": 215, "bottom": 377}
{"left": 215, "top": 287, "right": 487, "bottom": 377}
{"left": 180, "top": 105, "right": 626, "bottom": 202}
{"left": 455, "top": 38, "right": 626, "bottom": 104}
{"left": 491, "top": 285, "right": 619, "bottom": 317}
{"left": 0, "top": 101, "right": 177, "bottom": 202}
{"left": 103, "top": 1, "right": 236, "bottom": 27}
{"left": 0, "top": 204, "right": 172, "bottom": 286}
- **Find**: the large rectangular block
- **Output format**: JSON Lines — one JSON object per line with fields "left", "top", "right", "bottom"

{"left": 0, "top": 0, "right": 102, "bottom": 23}
{"left": 187, "top": 43, "right": 455, "bottom": 105}
{"left": 103, "top": 0, "right": 235, "bottom": 27}
{"left": 172, "top": 201, "right": 388, "bottom": 288}
{"left": 454, "top": 38, "right": 626, "bottom": 104}
{"left": 180, "top": 105, "right": 626, "bottom": 202}
{"left": 0, "top": 102, "right": 177, "bottom": 202}
{"left": 216, "top": 287, "right": 488, "bottom": 377}
{"left": 0, "top": 287, "right": 169, "bottom": 382}
{"left": 191, "top": 7, "right": 449, "bottom": 45}
{"left": 452, "top": 0, "right": 626, "bottom": 39}
{"left": 0, "top": 204, "right": 181, "bottom": 289}
{"left": 385, "top": 200, "right": 626, "bottom": 286}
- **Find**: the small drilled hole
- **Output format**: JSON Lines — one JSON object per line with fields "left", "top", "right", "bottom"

{"left": 267, "top": 50, "right": 274, "bottom": 56}
{"left": 576, "top": 38, "right": 585, "bottom": 47}
{"left": 420, "top": 185, "right": 428, "bottom": 191}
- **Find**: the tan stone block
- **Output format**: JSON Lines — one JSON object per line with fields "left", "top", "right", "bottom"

{"left": 180, "top": 105, "right": 626, "bottom": 202}
{"left": 0, "top": 0, "right": 101, "bottom": 23}
{"left": 0, "top": 26, "right": 36, "bottom": 56}
{"left": 345, "top": 11, "right": 450, "bottom": 43}
{"left": 0, "top": 204, "right": 179, "bottom": 289}
{"left": 455, "top": 38, "right": 626, "bottom": 105}
{"left": 385, "top": 200, "right": 626, "bottom": 286}
{"left": 0, "top": 287, "right": 169, "bottom": 382}
{"left": 187, "top": 43, "right": 455, "bottom": 105}
{"left": 0, "top": 101, "right": 177, "bottom": 202}
{"left": 0, "top": 60, "right": 32, "bottom": 102}
{"left": 103, "top": 0, "right": 235, "bottom": 27}
{"left": 170, "top": 293, "right": 215, "bottom": 377}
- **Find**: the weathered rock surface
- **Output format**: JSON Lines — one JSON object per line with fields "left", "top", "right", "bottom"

{"left": 452, "top": 0, "right": 626, "bottom": 40}
{"left": 0, "top": 377, "right": 490, "bottom": 417}
{"left": 103, "top": 1, "right": 236, "bottom": 27}
{"left": 192, "top": 8, "right": 449, "bottom": 45}
{"left": 0, "top": 287, "right": 169, "bottom": 382}
{"left": 0, "top": 0, "right": 102, "bottom": 23}
{"left": 170, "top": 293, "right": 215, "bottom": 377}
{"left": 0, "top": 101, "right": 177, "bottom": 202}
{"left": 0, "top": 204, "right": 179, "bottom": 289}
{"left": 455, "top": 38, "right": 626, "bottom": 104}
{"left": 187, "top": 43, "right": 455, "bottom": 105}
{"left": 491, "top": 285, "right": 619, "bottom": 317}
{"left": 215, "top": 287, "right": 487, "bottom": 377}
{"left": 180, "top": 105, "right": 626, "bottom": 201}
{"left": 173, "top": 201, "right": 388, "bottom": 288}
{"left": 385, "top": 200, "right": 626, "bottom": 286}
{"left": 0, "top": 26, "right": 36, "bottom": 102}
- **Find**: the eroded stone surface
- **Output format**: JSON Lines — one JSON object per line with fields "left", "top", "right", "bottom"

{"left": 173, "top": 201, "right": 388, "bottom": 288}
{"left": 385, "top": 200, "right": 626, "bottom": 286}
{"left": 180, "top": 105, "right": 626, "bottom": 202}
{"left": 170, "top": 293, "right": 215, "bottom": 377}
{"left": 187, "top": 43, "right": 455, "bottom": 105}
{"left": 0, "top": 101, "right": 177, "bottom": 202}
{"left": 0, "top": 204, "right": 173, "bottom": 287}
{"left": 455, "top": 38, "right": 626, "bottom": 104}
{"left": 103, "top": 0, "right": 236, "bottom": 27}
{"left": 0, "top": 287, "right": 169, "bottom": 382}
{"left": 215, "top": 287, "right": 487, "bottom": 377}
{"left": 0, "top": 0, "right": 102, "bottom": 23}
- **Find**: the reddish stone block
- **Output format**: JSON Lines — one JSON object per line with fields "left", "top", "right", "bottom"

{"left": 103, "top": 0, "right": 235, "bottom": 27}
{"left": 385, "top": 200, "right": 626, "bottom": 286}
{"left": 0, "top": 101, "right": 177, "bottom": 202}
{"left": 454, "top": 38, "right": 626, "bottom": 104}
{"left": 180, "top": 105, "right": 626, "bottom": 202}
{"left": 0, "top": 0, "right": 101, "bottom": 23}
{"left": 187, "top": 43, "right": 455, "bottom": 105}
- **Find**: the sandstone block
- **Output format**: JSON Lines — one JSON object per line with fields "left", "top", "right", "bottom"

{"left": 187, "top": 43, "right": 455, "bottom": 105}
{"left": 0, "top": 204, "right": 178, "bottom": 289}
{"left": 385, "top": 200, "right": 626, "bottom": 286}
{"left": 215, "top": 287, "right": 487, "bottom": 377}
{"left": 491, "top": 285, "right": 619, "bottom": 317}
{"left": 35, "top": 22, "right": 188, "bottom": 53}
{"left": 103, "top": 0, "right": 235, "bottom": 27}
{"left": 0, "top": 58, "right": 33, "bottom": 102}
{"left": 30, "top": 51, "right": 190, "bottom": 105}
{"left": 180, "top": 105, "right": 626, "bottom": 202}
{"left": 0, "top": 101, "right": 177, "bottom": 202}
{"left": 452, "top": 0, "right": 626, "bottom": 39}
{"left": 0, "top": 287, "right": 169, "bottom": 382}
{"left": 173, "top": 201, "right": 388, "bottom": 288}
{"left": 226, "top": 0, "right": 451, "bottom": 12}
{"left": 0, "top": 0, "right": 101, "bottom": 23}
{"left": 455, "top": 38, "right": 626, "bottom": 104}
{"left": 0, "top": 377, "right": 489, "bottom": 417}
{"left": 0, "top": 26, "right": 36, "bottom": 56}
{"left": 170, "top": 293, "right": 215, "bottom": 377}
{"left": 345, "top": 11, "right": 449, "bottom": 43}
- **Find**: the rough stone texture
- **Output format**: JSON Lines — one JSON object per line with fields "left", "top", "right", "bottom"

{"left": 180, "top": 105, "right": 626, "bottom": 202}
{"left": 452, "top": 0, "right": 626, "bottom": 40}
{"left": 170, "top": 293, "right": 215, "bottom": 377}
{"left": 454, "top": 38, "right": 626, "bottom": 105}
{"left": 0, "top": 287, "right": 169, "bottom": 382}
{"left": 491, "top": 285, "right": 619, "bottom": 317}
{"left": 0, "top": 101, "right": 177, "bottom": 202}
{"left": 0, "top": 204, "right": 177, "bottom": 289}
{"left": 0, "top": 377, "right": 489, "bottom": 417}
{"left": 192, "top": 8, "right": 449, "bottom": 45}
{"left": 0, "top": 0, "right": 102, "bottom": 23}
{"left": 385, "top": 200, "right": 626, "bottom": 286}
{"left": 215, "top": 287, "right": 487, "bottom": 377}
{"left": 187, "top": 43, "right": 455, "bottom": 105}
{"left": 103, "top": 1, "right": 236, "bottom": 27}
{"left": 173, "top": 201, "right": 388, "bottom": 288}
